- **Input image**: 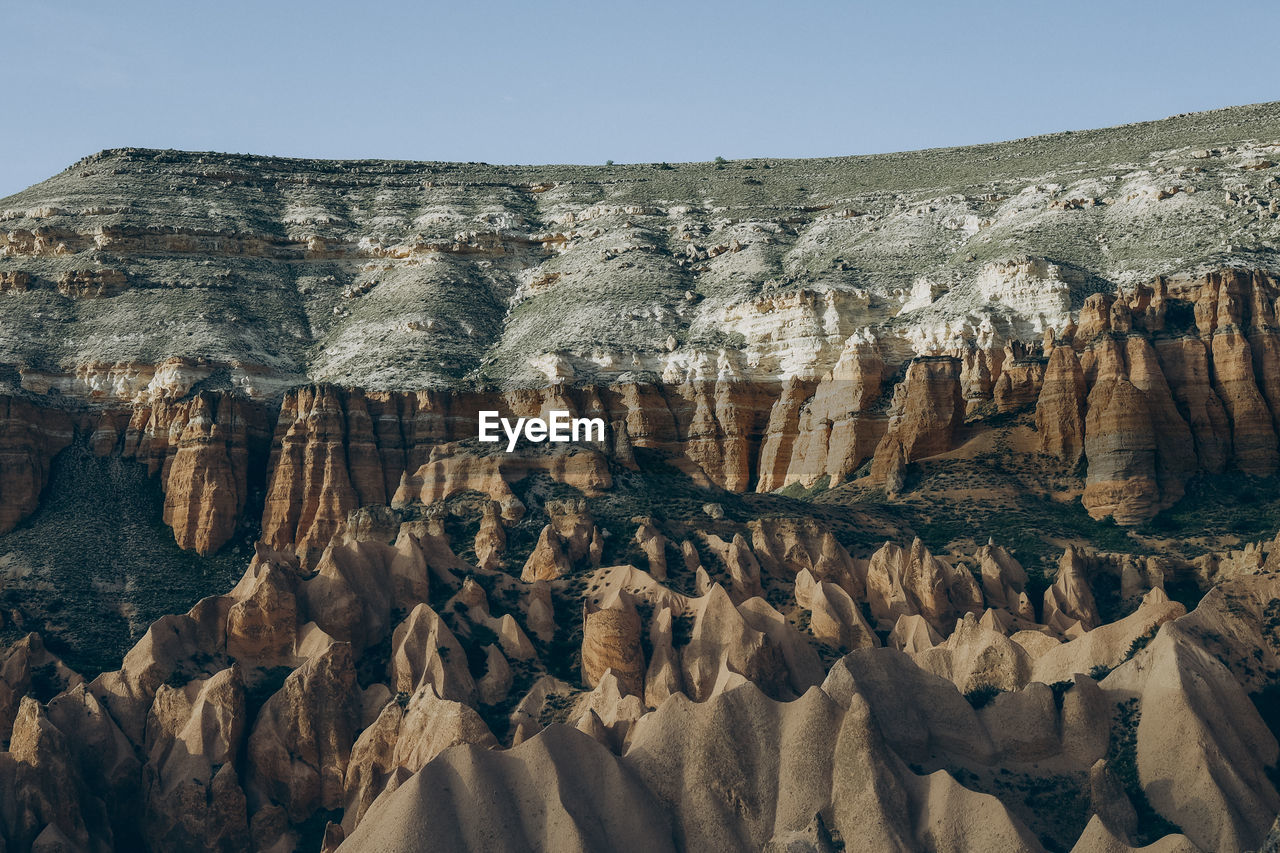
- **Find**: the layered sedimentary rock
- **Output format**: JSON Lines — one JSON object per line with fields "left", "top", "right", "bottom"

{"left": 1036, "top": 343, "right": 1087, "bottom": 465}
{"left": 157, "top": 393, "right": 266, "bottom": 554}
{"left": 9, "top": 268, "right": 1280, "bottom": 551}
{"left": 0, "top": 396, "right": 74, "bottom": 535}
{"left": 870, "top": 357, "right": 965, "bottom": 484}
{"left": 4, "top": 105, "right": 1280, "bottom": 853}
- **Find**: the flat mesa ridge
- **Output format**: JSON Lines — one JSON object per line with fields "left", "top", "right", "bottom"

{"left": 0, "top": 100, "right": 1278, "bottom": 394}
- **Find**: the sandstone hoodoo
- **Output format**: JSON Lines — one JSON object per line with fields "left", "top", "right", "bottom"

{"left": 2, "top": 103, "right": 1280, "bottom": 852}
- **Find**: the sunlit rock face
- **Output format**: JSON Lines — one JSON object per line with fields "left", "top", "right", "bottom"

{"left": 2, "top": 105, "right": 1280, "bottom": 853}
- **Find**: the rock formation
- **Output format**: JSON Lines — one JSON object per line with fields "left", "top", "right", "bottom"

{"left": 2, "top": 104, "right": 1280, "bottom": 852}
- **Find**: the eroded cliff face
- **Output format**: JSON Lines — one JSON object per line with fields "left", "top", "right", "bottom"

{"left": 1, "top": 106, "right": 1280, "bottom": 544}
{"left": 9, "top": 268, "right": 1280, "bottom": 559}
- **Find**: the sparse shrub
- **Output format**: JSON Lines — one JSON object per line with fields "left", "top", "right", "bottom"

{"left": 1049, "top": 680, "right": 1074, "bottom": 709}
{"left": 1124, "top": 626, "right": 1159, "bottom": 661}
{"left": 1108, "top": 698, "right": 1184, "bottom": 843}
{"left": 964, "top": 684, "right": 1002, "bottom": 709}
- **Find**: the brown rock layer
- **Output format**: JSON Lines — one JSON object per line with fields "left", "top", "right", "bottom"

{"left": 870, "top": 356, "right": 964, "bottom": 484}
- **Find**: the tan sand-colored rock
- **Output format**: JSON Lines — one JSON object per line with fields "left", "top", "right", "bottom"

{"left": 976, "top": 682, "right": 1059, "bottom": 762}
{"left": 1010, "top": 629, "right": 1061, "bottom": 662}
{"left": 917, "top": 612, "right": 1031, "bottom": 693}
{"left": 520, "top": 524, "right": 573, "bottom": 582}
{"left": 643, "top": 606, "right": 684, "bottom": 708}
{"left": 160, "top": 392, "right": 262, "bottom": 555}
{"left": 246, "top": 643, "right": 362, "bottom": 836}
{"left": 1104, "top": 621, "right": 1279, "bottom": 851}
{"left": 1154, "top": 337, "right": 1231, "bottom": 474}
{"left": 1058, "top": 674, "right": 1111, "bottom": 767}
{"left": 143, "top": 667, "right": 250, "bottom": 852}
{"left": 976, "top": 541, "right": 1036, "bottom": 622}
{"left": 680, "top": 539, "right": 703, "bottom": 574}
{"left": 506, "top": 674, "right": 577, "bottom": 746}
{"left": 1088, "top": 758, "right": 1139, "bottom": 845}
{"left": 680, "top": 584, "right": 787, "bottom": 701}
{"left": 888, "top": 613, "right": 942, "bottom": 655}
{"left": 1069, "top": 814, "right": 1202, "bottom": 853}
{"left": 994, "top": 357, "right": 1045, "bottom": 412}
{"left": 626, "top": 682, "right": 1039, "bottom": 852}
{"left": 261, "top": 386, "right": 367, "bottom": 562}
{"left": 1043, "top": 546, "right": 1102, "bottom": 637}
{"left": 473, "top": 501, "right": 506, "bottom": 571}
{"left": 341, "top": 684, "right": 496, "bottom": 835}
{"left": 0, "top": 634, "right": 81, "bottom": 745}
{"left": 339, "top": 725, "right": 675, "bottom": 852}
{"left": 299, "top": 531, "right": 429, "bottom": 653}
{"left": 750, "top": 517, "right": 865, "bottom": 599}
{"left": 581, "top": 595, "right": 645, "bottom": 698}
{"left": 476, "top": 645, "right": 512, "bottom": 705}
{"left": 870, "top": 356, "right": 964, "bottom": 482}
{"left": 564, "top": 671, "right": 646, "bottom": 753}
{"left": 524, "top": 582, "right": 556, "bottom": 644}
{"left": 634, "top": 519, "right": 668, "bottom": 580}
{"left": 794, "top": 569, "right": 877, "bottom": 651}
{"left": 763, "top": 337, "right": 885, "bottom": 490}
{"left": 389, "top": 603, "right": 475, "bottom": 702}
{"left": 823, "top": 649, "right": 996, "bottom": 765}
{"left": 226, "top": 560, "right": 299, "bottom": 665}
{"left": 865, "top": 539, "right": 982, "bottom": 636}
{"left": 1032, "top": 587, "right": 1184, "bottom": 683}
{"left": 755, "top": 377, "right": 817, "bottom": 492}
{"left": 1, "top": 697, "right": 107, "bottom": 853}
{"left": 704, "top": 533, "right": 764, "bottom": 602}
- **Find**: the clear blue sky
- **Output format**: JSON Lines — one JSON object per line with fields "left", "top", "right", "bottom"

{"left": 3, "top": 0, "right": 1278, "bottom": 197}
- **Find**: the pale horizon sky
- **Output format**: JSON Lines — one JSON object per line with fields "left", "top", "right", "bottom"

{"left": 3, "top": 0, "right": 1279, "bottom": 198}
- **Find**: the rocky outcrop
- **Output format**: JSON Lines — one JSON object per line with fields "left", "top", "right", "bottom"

{"left": 0, "top": 396, "right": 73, "bottom": 535}
{"left": 870, "top": 357, "right": 965, "bottom": 484}
{"left": 142, "top": 667, "right": 250, "bottom": 851}
{"left": 975, "top": 541, "right": 1036, "bottom": 624}
{"left": 246, "top": 644, "right": 362, "bottom": 849}
{"left": 993, "top": 353, "right": 1045, "bottom": 412}
{"left": 341, "top": 684, "right": 496, "bottom": 835}
{"left": 0, "top": 634, "right": 80, "bottom": 747}
{"left": 865, "top": 539, "right": 983, "bottom": 635}
{"left": 158, "top": 393, "right": 260, "bottom": 555}
{"left": 473, "top": 501, "right": 506, "bottom": 571}
{"left": 8, "top": 110, "right": 1280, "bottom": 853}
{"left": 121, "top": 390, "right": 271, "bottom": 554}
{"left": 749, "top": 517, "right": 865, "bottom": 599}
{"left": 1036, "top": 343, "right": 1087, "bottom": 465}
{"left": 1043, "top": 546, "right": 1102, "bottom": 637}
{"left": 262, "top": 387, "right": 398, "bottom": 563}
{"left": 759, "top": 336, "right": 886, "bottom": 490}
{"left": 794, "top": 569, "right": 877, "bottom": 651}
{"left": 1077, "top": 328, "right": 1196, "bottom": 524}
{"left": 0, "top": 488, "right": 1273, "bottom": 852}
{"left": 633, "top": 520, "right": 668, "bottom": 580}
{"left": 581, "top": 597, "right": 645, "bottom": 698}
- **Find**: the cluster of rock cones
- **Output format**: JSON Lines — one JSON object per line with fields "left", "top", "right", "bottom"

{"left": 1, "top": 491, "right": 1276, "bottom": 852}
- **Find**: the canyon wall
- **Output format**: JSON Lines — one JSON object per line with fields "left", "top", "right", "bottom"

{"left": 6, "top": 269, "right": 1280, "bottom": 554}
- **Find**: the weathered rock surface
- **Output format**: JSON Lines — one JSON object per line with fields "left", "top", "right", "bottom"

{"left": 4, "top": 105, "right": 1280, "bottom": 853}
